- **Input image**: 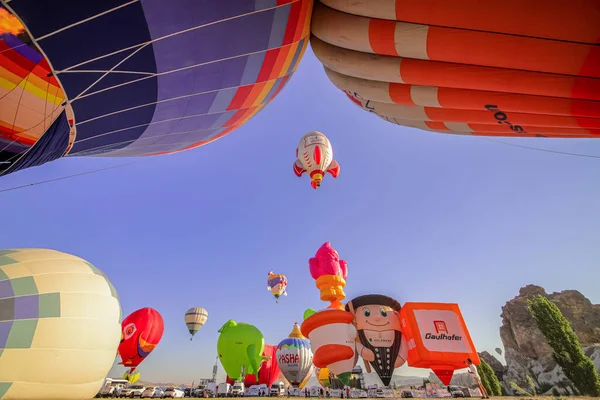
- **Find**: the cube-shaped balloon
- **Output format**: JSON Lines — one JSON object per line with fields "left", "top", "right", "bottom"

{"left": 399, "top": 302, "right": 479, "bottom": 384}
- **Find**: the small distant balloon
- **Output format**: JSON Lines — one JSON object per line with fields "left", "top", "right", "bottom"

{"left": 267, "top": 271, "right": 288, "bottom": 303}
{"left": 495, "top": 348, "right": 503, "bottom": 356}
{"left": 185, "top": 307, "right": 208, "bottom": 341}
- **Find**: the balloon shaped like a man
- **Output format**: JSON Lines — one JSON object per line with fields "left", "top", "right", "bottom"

{"left": 346, "top": 295, "right": 407, "bottom": 387}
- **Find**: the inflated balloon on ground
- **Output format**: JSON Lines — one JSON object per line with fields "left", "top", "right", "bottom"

{"left": 226, "top": 344, "right": 281, "bottom": 388}
{"left": 276, "top": 323, "right": 313, "bottom": 387}
{"left": 0, "top": 248, "right": 121, "bottom": 400}
{"left": 217, "top": 320, "right": 266, "bottom": 381}
{"left": 346, "top": 294, "right": 406, "bottom": 387}
{"left": 400, "top": 302, "right": 480, "bottom": 385}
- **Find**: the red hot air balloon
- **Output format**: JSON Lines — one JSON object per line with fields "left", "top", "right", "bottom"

{"left": 227, "top": 344, "right": 282, "bottom": 387}
{"left": 118, "top": 308, "right": 165, "bottom": 375}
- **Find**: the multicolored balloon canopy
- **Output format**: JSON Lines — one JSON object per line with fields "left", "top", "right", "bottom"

{"left": 276, "top": 323, "right": 313, "bottom": 387}
{"left": 267, "top": 271, "right": 288, "bottom": 303}
{"left": 311, "top": 0, "right": 600, "bottom": 138}
{"left": 117, "top": 307, "right": 165, "bottom": 375}
{"left": 0, "top": 1, "right": 311, "bottom": 176}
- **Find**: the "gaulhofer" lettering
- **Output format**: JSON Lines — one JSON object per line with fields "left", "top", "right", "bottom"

{"left": 425, "top": 333, "right": 462, "bottom": 341}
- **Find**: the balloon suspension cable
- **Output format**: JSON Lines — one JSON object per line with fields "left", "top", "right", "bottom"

{"left": 483, "top": 138, "right": 600, "bottom": 159}
{"left": 0, "top": 160, "right": 143, "bottom": 194}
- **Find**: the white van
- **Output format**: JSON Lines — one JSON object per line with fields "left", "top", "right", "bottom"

{"left": 232, "top": 382, "right": 245, "bottom": 397}
{"left": 270, "top": 382, "right": 284, "bottom": 397}
{"left": 217, "top": 383, "right": 231, "bottom": 398}
{"left": 247, "top": 384, "right": 268, "bottom": 397}
{"left": 99, "top": 379, "right": 129, "bottom": 398}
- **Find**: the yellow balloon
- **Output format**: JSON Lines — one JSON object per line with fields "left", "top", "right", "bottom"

{"left": 0, "top": 248, "right": 121, "bottom": 399}
{"left": 123, "top": 370, "right": 140, "bottom": 384}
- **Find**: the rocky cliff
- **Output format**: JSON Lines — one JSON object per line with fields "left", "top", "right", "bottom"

{"left": 499, "top": 285, "right": 600, "bottom": 394}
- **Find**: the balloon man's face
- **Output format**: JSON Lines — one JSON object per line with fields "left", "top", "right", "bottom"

{"left": 354, "top": 305, "right": 401, "bottom": 331}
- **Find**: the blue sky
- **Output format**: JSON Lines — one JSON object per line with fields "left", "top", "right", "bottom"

{"left": 2, "top": 47, "right": 600, "bottom": 384}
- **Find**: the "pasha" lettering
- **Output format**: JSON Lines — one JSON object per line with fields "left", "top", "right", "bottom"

{"left": 278, "top": 354, "right": 300, "bottom": 364}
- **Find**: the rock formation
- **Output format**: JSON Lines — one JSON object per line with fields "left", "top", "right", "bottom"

{"left": 478, "top": 351, "right": 504, "bottom": 382}
{"left": 499, "top": 285, "right": 600, "bottom": 394}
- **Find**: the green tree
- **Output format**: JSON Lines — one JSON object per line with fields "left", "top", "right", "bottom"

{"left": 481, "top": 360, "right": 503, "bottom": 396}
{"left": 476, "top": 360, "right": 502, "bottom": 396}
{"left": 528, "top": 295, "right": 600, "bottom": 396}
{"left": 525, "top": 375, "right": 537, "bottom": 396}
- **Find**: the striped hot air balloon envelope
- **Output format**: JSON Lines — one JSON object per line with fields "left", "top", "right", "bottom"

{"left": 0, "top": 0, "right": 313, "bottom": 176}
{"left": 185, "top": 307, "right": 208, "bottom": 341}
{"left": 310, "top": 0, "right": 600, "bottom": 138}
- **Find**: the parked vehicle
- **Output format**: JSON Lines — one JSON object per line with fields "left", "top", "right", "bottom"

{"left": 207, "top": 382, "right": 218, "bottom": 397}
{"left": 99, "top": 379, "right": 129, "bottom": 398}
{"left": 401, "top": 391, "right": 414, "bottom": 398}
{"left": 152, "top": 388, "right": 165, "bottom": 398}
{"left": 120, "top": 385, "right": 146, "bottom": 398}
{"left": 247, "top": 384, "right": 268, "bottom": 397}
{"left": 448, "top": 387, "right": 465, "bottom": 398}
{"left": 231, "top": 382, "right": 245, "bottom": 397}
{"left": 270, "top": 383, "right": 284, "bottom": 397}
{"left": 217, "top": 383, "right": 231, "bottom": 398}
{"left": 163, "top": 387, "right": 185, "bottom": 398}
{"left": 141, "top": 387, "right": 162, "bottom": 398}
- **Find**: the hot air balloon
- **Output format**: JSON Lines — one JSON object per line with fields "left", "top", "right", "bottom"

{"left": 301, "top": 242, "right": 357, "bottom": 385}
{"left": 185, "top": 307, "right": 208, "bottom": 341}
{"left": 495, "top": 348, "right": 503, "bottom": 356}
{"left": 267, "top": 271, "right": 288, "bottom": 303}
{"left": 0, "top": 1, "right": 312, "bottom": 176}
{"left": 346, "top": 295, "right": 406, "bottom": 387}
{"left": 122, "top": 370, "right": 140, "bottom": 384}
{"left": 294, "top": 132, "right": 340, "bottom": 189}
{"left": 276, "top": 323, "right": 314, "bottom": 387}
{"left": 310, "top": 0, "right": 600, "bottom": 139}
{"left": 0, "top": 248, "right": 121, "bottom": 400}
{"left": 399, "top": 302, "right": 480, "bottom": 386}
{"left": 118, "top": 308, "right": 164, "bottom": 379}
{"left": 226, "top": 344, "right": 282, "bottom": 388}
{"left": 217, "top": 320, "right": 266, "bottom": 381}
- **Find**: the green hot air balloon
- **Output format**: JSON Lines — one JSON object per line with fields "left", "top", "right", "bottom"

{"left": 217, "top": 320, "right": 267, "bottom": 381}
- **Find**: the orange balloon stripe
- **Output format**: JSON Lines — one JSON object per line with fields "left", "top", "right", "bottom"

{"left": 320, "top": 0, "right": 600, "bottom": 44}
{"left": 326, "top": 68, "right": 600, "bottom": 118}
{"left": 377, "top": 115, "right": 600, "bottom": 138}
{"left": 392, "top": 0, "right": 600, "bottom": 44}
{"left": 423, "top": 108, "right": 600, "bottom": 129}
{"left": 368, "top": 19, "right": 398, "bottom": 57}
{"left": 313, "top": 3, "right": 600, "bottom": 77}
{"left": 347, "top": 93, "right": 600, "bottom": 129}
{"left": 399, "top": 57, "right": 600, "bottom": 101}
{"left": 426, "top": 26, "right": 600, "bottom": 78}
{"left": 310, "top": 38, "right": 600, "bottom": 101}
{"left": 293, "top": 0, "right": 313, "bottom": 44}
{"left": 268, "top": 45, "right": 292, "bottom": 82}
